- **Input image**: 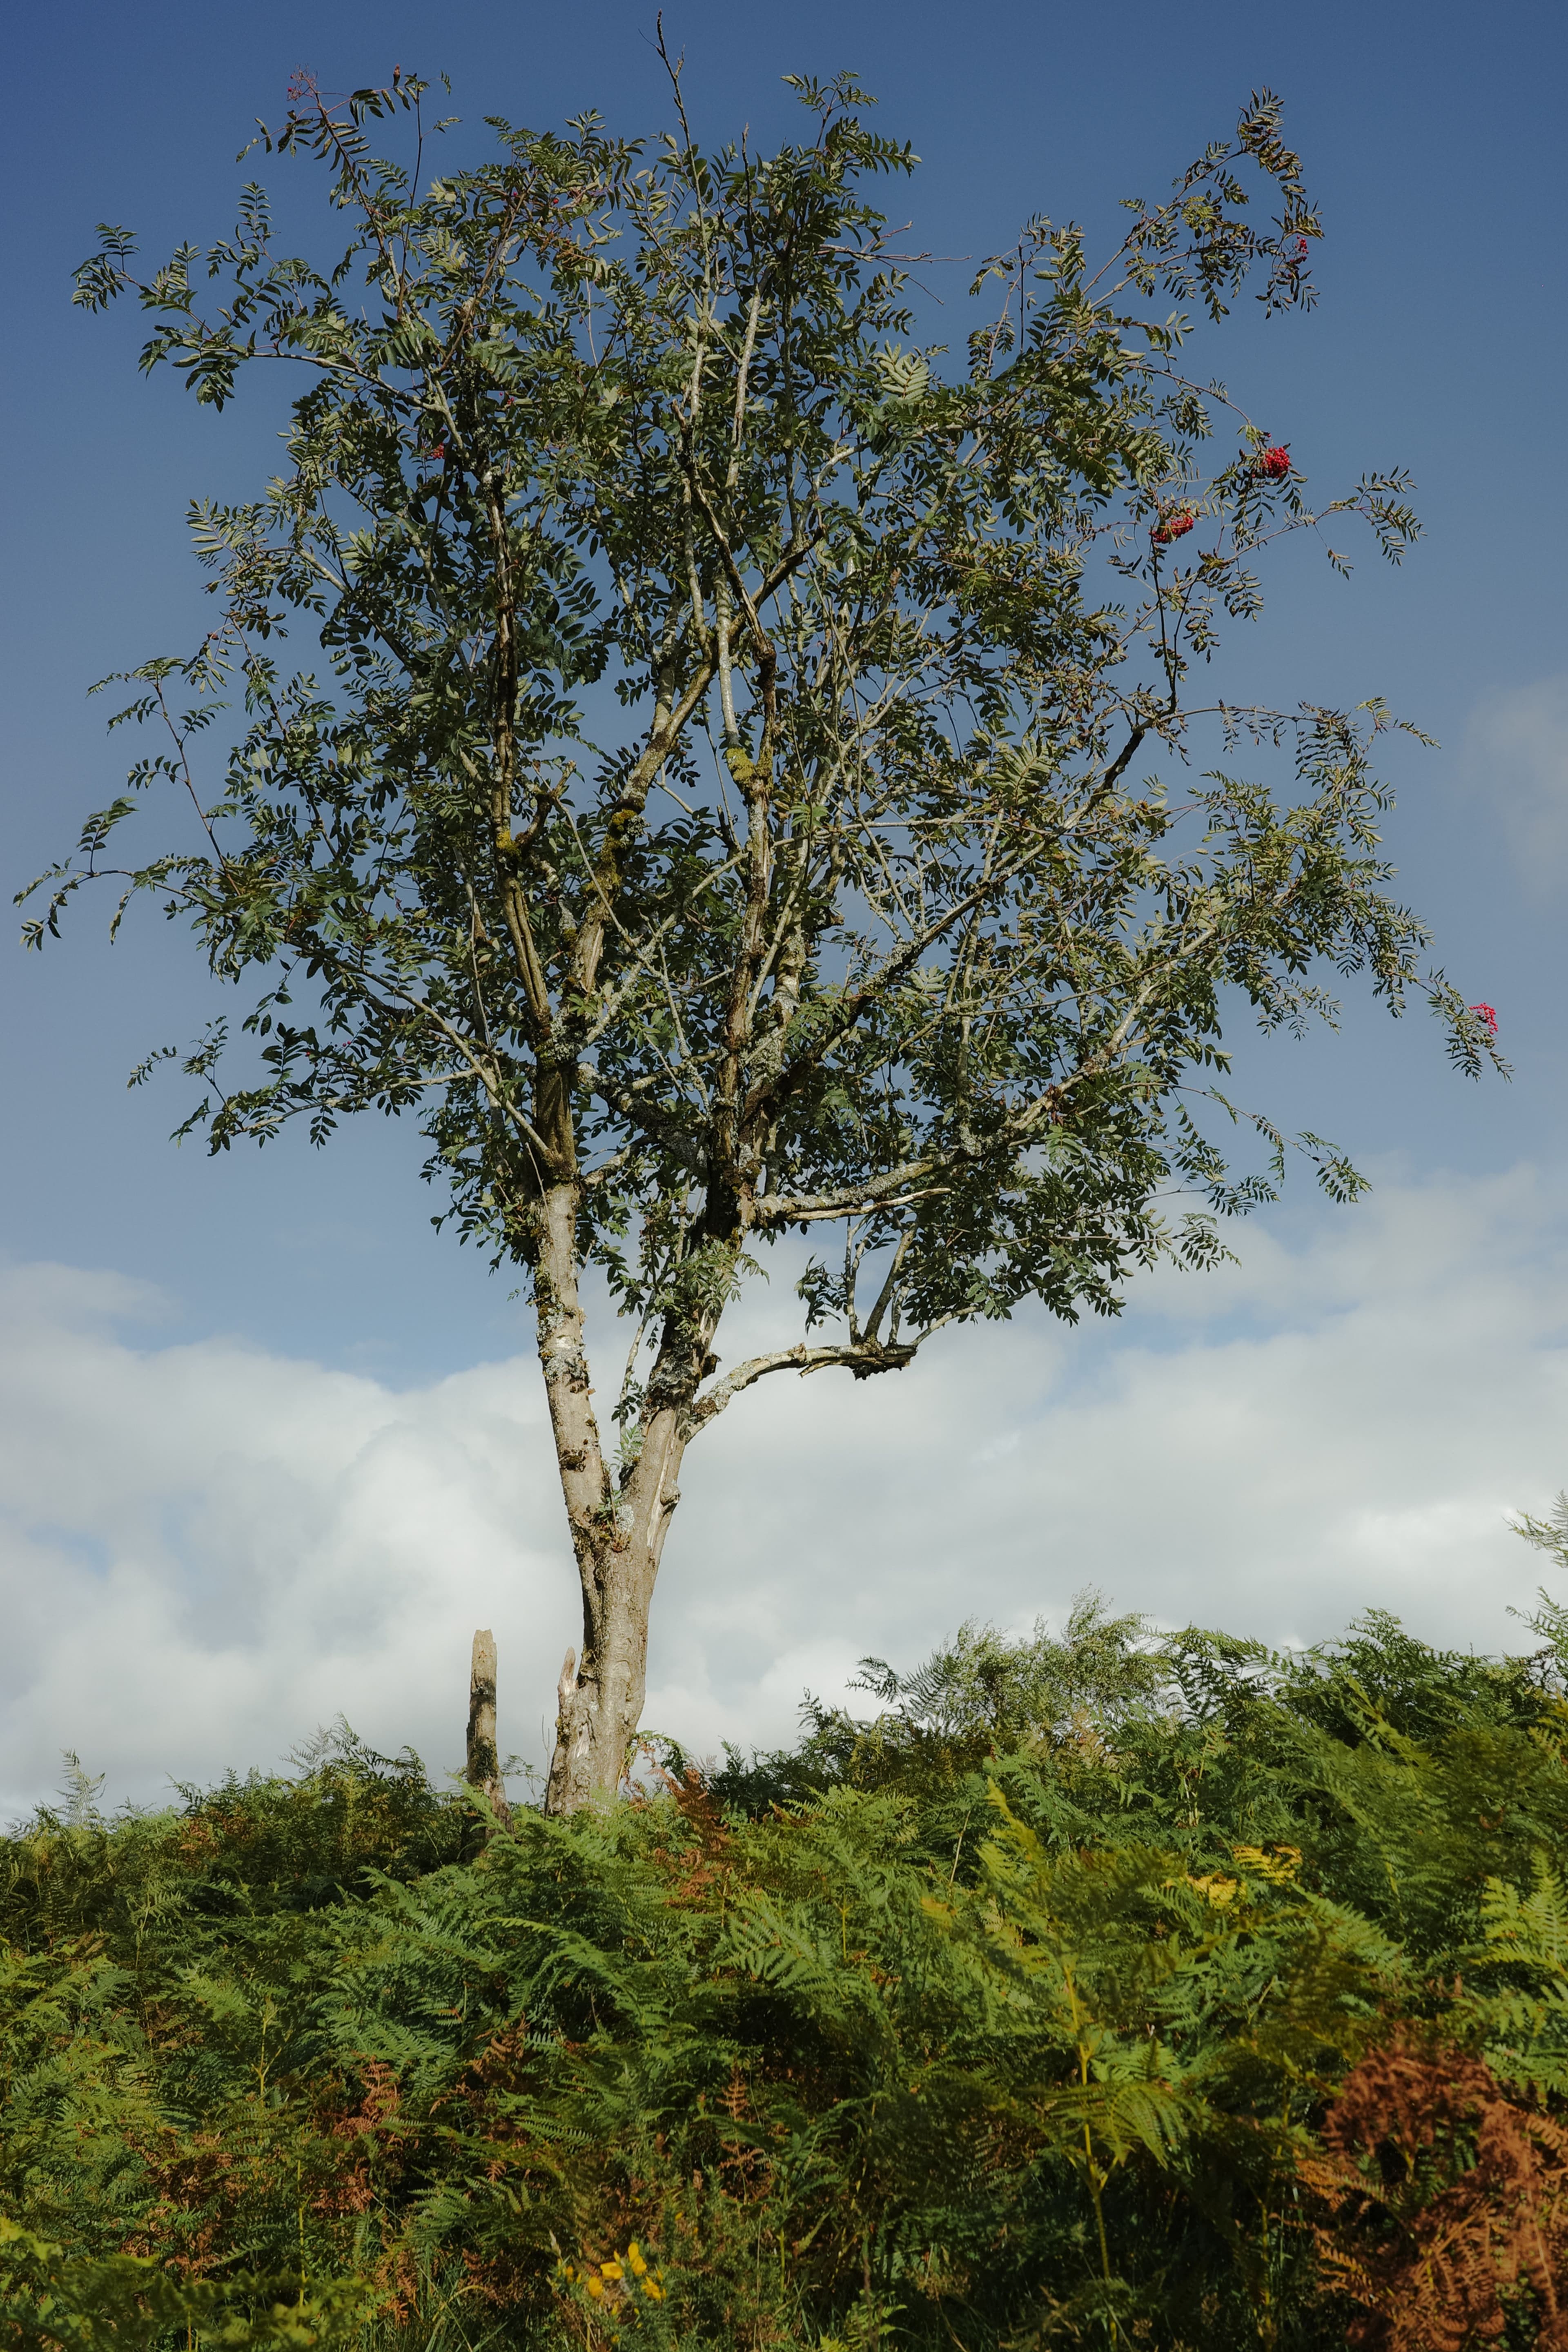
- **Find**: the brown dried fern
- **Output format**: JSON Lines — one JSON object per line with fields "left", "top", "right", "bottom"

{"left": 1302, "top": 2032, "right": 1568, "bottom": 2350}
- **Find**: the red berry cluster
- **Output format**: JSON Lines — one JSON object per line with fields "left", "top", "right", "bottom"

{"left": 1469, "top": 1001, "right": 1499, "bottom": 1037}
{"left": 1151, "top": 509, "right": 1195, "bottom": 547}
{"left": 1255, "top": 445, "right": 1292, "bottom": 481}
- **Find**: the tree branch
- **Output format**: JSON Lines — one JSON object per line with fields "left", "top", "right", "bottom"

{"left": 689, "top": 1327, "right": 935, "bottom": 1430}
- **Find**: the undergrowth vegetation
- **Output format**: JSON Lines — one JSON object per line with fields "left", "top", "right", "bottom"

{"left": 10, "top": 1593, "right": 1568, "bottom": 2349}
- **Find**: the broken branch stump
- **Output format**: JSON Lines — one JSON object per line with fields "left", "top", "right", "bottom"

{"left": 466, "top": 1627, "right": 512, "bottom": 1826}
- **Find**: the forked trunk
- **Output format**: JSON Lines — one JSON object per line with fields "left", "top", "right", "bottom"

{"left": 544, "top": 1396, "right": 690, "bottom": 1812}
{"left": 532, "top": 1179, "right": 695, "bottom": 1811}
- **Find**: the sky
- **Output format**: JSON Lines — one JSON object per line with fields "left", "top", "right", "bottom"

{"left": 2, "top": 0, "right": 1566, "bottom": 1815}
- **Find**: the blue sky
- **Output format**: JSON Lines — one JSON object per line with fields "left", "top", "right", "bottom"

{"left": 2, "top": 0, "right": 1566, "bottom": 1806}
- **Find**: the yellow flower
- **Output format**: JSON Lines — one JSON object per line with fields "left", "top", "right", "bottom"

{"left": 587, "top": 2276, "right": 606, "bottom": 2301}
{"left": 641, "top": 2279, "right": 665, "bottom": 2301}
{"left": 600, "top": 2259, "right": 624, "bottom": 2281}
{"left": 627, "top": 2244, "right": 648, "bottom": 2278}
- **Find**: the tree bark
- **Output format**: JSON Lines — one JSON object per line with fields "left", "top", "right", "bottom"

{"left": 534, "top": 1172, "right": 711, "bottom": 1812}
{"left": 465, "top": 1627, "right": 511, "bottom": 1825}
{"left": 543, "top": 1383, "right": 693, "bottom": 1814}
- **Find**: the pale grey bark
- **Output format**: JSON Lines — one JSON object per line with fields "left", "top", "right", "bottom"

{"left": 465, "top": 1626, "right": 511, "bottom": 1825}
{"left": 538, "top": 1169, "right": 695, "bottom": 1813}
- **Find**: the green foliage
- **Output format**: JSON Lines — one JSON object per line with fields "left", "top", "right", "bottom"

{"left": 24, "top": 67, "right": 1499, "bottom": 1437}
{"left": 9, "top": 1602, "right": 1568, "bottom": 2347}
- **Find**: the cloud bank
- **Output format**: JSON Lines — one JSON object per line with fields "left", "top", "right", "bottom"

{"left": 4, "top": 1162, "right": 1567, "bottom": 1815}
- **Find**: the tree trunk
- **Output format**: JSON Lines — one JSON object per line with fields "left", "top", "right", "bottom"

{"left": 531, "top": 1173, "right": 713, "bottom": 1813}
{"left": 532, "top": 1176, "right": 699, "bottom": 1811}
{"left": 465, "top": 1627, "right": 511, "bottom": 1825}
{"left": 545, "top": 1397, "right": 690, "bottom": 1812}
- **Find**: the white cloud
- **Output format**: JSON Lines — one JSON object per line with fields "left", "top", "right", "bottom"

{"left": 0, "top": 1265, "right": 577, "bottom": 1817}
{"left": 661, "top": 1163, "right": 1568, "bottom": 1733}
{"left": 4, "top": 1163, "right": 1568, "bottom": 1815}
{"left": 1467, "top": 675, "right": 1568, "bottom": 892}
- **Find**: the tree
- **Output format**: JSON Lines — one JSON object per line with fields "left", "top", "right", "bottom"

{"left": 27, "top": 59, "right": 1498, "bottom": 1811}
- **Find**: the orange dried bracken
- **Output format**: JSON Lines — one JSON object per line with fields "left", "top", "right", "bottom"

{"left": 1301, "top": 2033, "right": 1568, "bottom": 2351}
